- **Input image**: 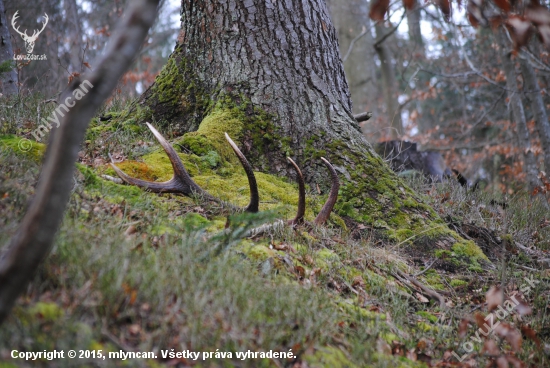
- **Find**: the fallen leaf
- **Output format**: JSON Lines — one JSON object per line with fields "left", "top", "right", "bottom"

{"left": 376, "top": 337, "right": 392, "bottom": 355}
{"left": 486, "top": 286, "right": 504, "bottom": 312}
{"left": 370, "top": 0, "right": 390, "bottom": 21}
{"left": 521, "top": 325, "right": 541, "bottom": 347}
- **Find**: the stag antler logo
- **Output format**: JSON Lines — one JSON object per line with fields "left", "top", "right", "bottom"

{"left": 11, "top": 10, "right": 48, "bottom": 54}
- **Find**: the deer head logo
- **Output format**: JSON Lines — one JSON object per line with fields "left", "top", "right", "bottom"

{"left": 11, "top": 10, "right": 48, "bottom": 54}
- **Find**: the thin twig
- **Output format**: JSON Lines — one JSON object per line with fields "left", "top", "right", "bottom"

{"left": 373, "top": 12, "right": 406, "bottom": 49}
{"left": 413, "top": 259, "right": 437, "bottom": 277}
{"left": 397, "top": 270, "right": 447, "bottom": 309}
{"left": 342, "top": 26, "right": 368, "bottom": 62}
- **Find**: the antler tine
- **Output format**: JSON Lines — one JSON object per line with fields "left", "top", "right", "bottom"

{"left": 314, "top": 157, "right": 339, "bottom": 226}
{"left": 286, "top": 157, "right": 305, "bottom": 225}
{"left": 111, "top": 123, "right": 214, "bottom": 200}
{"left": 224, "top": 133, "right": 259, "bottom": 213}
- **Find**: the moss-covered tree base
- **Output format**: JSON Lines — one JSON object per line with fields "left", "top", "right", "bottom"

{"left": 104, "top": 0, "right": 489, "bottom": 268}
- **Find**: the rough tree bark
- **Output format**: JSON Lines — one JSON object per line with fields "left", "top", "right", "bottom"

{"left": 0, "top": 0, "right": 159, "bottom": 324}
{"left": 0, "top": 0, "right": 17, "bottom": 95}
{"left": 497, "top": 29, "right": 541, "bottom": 192}
{"left": 131, "top": 0, "right": 482, "bottom": 260}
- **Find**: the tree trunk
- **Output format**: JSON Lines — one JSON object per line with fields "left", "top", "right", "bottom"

{"left": 326, "top": 0, "right": 379, "bottom": 123}
{"left": 63, "top": 0, "right": 84, "bottom": 73}
{"left": 375, "top": 23, "right": 403, "bottom": 138}
{"left": 0, "top": 0, "right": 17, "bottom": 95}
{"left": 406, "top": 0, "right": 425, "bottom": 58}
{"left": 519, "top": 56, "right": 550, "bottom": 173}
{"left": 131, "top": 0, "right": 481, "bottom": 258}
{"left": 497, "top": 29, "right": 541, "bottom": 192}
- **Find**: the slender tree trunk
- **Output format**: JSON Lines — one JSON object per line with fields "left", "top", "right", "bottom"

{"left": 406, "top": 0, "right": 425, "bottom": 58}
{"left": 497, "top": 30, "right": 541, "bottom": 192}
{"left": 0, "top": 0, "right": 17, "bottom": 95}
{"left": 519, "top": 56, "right": 550, "bottom": 172}
{"left": 375, "top": 24, "right": 403, "bottom": 138}
{"left": 64, "top": 0, "right": 83, "bottom": 73}
{"left": 326, "top": 0, "right": 378, "bottom": 123}
{"left": 131, "top": 0, "right": 479, "bottom": 256}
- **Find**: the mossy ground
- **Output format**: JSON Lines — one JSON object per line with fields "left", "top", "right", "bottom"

{"left": 1, "top": 95, "right": 549, "bottom": 366}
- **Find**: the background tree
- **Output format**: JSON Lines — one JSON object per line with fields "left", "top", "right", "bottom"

{"left": 0, "top": 0, "right": 17, "bottom": 95}
{"left": 326, "top": 0, "right": 379, "bottom": 126}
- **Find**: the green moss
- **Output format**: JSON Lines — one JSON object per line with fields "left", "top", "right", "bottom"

{"left": 416, "top": 311, "right": 438, "bottom": 323}
{"left": 450, "top": 279, "right": 468, "bottom": 287}
{"left": 417, "top": 321, "right": 437, "bottom": 332}
{"left": 0, "top": 134, "right": 46, "bottom": 162}
{"left": 452, "top": 240, "right": 488, "bottom": 260}
{"left": 28, "top": 302, "right": 64, "bottom": 322}
{"left": 421, "top": 270, "right": 445, "bottom": 290}
{"left": 244, "top": 244, "right": 277, "bottom": 262}
{"left": 179, "top": 107, "right": 244, "bottom": 163}
{"left": 303, "top": 346, "right": 358, "bottom": 368}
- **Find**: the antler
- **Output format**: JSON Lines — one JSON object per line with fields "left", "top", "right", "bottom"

{"left": 286, "top": 157, "right": 305, "bottom": 225}
{"left": 286, "top": 156, "right": 339, "bottom": 226}
{"left": 110, "top": 123, "right": 259, "bottom": 212}
{"left": 110, "top": 123, "right": 339, "bottom": 224}
{"left": 313, "top": 157, "right": 340, "bottom": 225}
{"left": 11, "top": 11, "right": 27, "bottom": 38}
{"left": 224, "top": 132, "right": 259, "bottom": 212}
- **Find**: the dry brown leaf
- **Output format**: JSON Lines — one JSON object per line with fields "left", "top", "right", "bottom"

{"left": 415, "top": 292, "right": 429, "bottom": 303}
{"left": 467, "top": 1, "right": 482, "bottom": 27}
{"left": 474, "top": 312, "right": 487, "bottom": 329}
{"left": 494, "top": 322, "right": 522, "bottom": 352}
{"left": 521, "top": 325, "right": 541, "bottom": 347}
{"left": 504, "top": 354, "right": 524, "bottom": 368}
{"left": 272, "top": 242, "right": 289, "bottom": 251}
{"left": 370, "top": 0, "right": 390, "bottom": 21}
{"left": 437, "top": 0, "right": 452, "bottom": 21}
{"left": 376, "top": 337, "right": 392, "bottom": 355}
{"left": 352, "top": 276, "right": 366, "bottom": 289}
{"left": 406, "top": 349, "right": 417, "bottom": 361}
{"left": 496, "top": 356, "right": 509, "bottom": 368}
{"left": 525, "top": 5, "right": 550, "bottom": 26}
{"left": 124, "top": 225, "right": 138, "bottom": 238}
{"left": 128, "top": 324, "right": 141, "bottom": 335}
{"left": 458, "top": 318, "right": 470, "bottom": 338}
{"left": 482, "top": 339, "right": 501, "bottom": 356}
{"left": 493, "top": 0, "right": 510, "bottom": 12}
{"left": 537, "top": 24, "right": 550, "bottom": 48}
{"left": 486, "top": 286, "right": 504, "bottom": 312}
{"left": 513, "top": 295, "right": 532, "bottom": 316}
{"left": 403, "top": 0, "right": 415, "bottom": 10}
{"left": 507, "top": 16, "right": 533, "bottom": 48}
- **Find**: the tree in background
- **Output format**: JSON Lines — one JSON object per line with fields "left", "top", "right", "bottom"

{"left": 0, "top": 0, "right": 17, "bottom": 95}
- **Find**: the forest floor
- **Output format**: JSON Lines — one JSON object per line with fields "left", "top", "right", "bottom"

{"left": 0, "top": 93, "right": 549, "bottom": 367}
